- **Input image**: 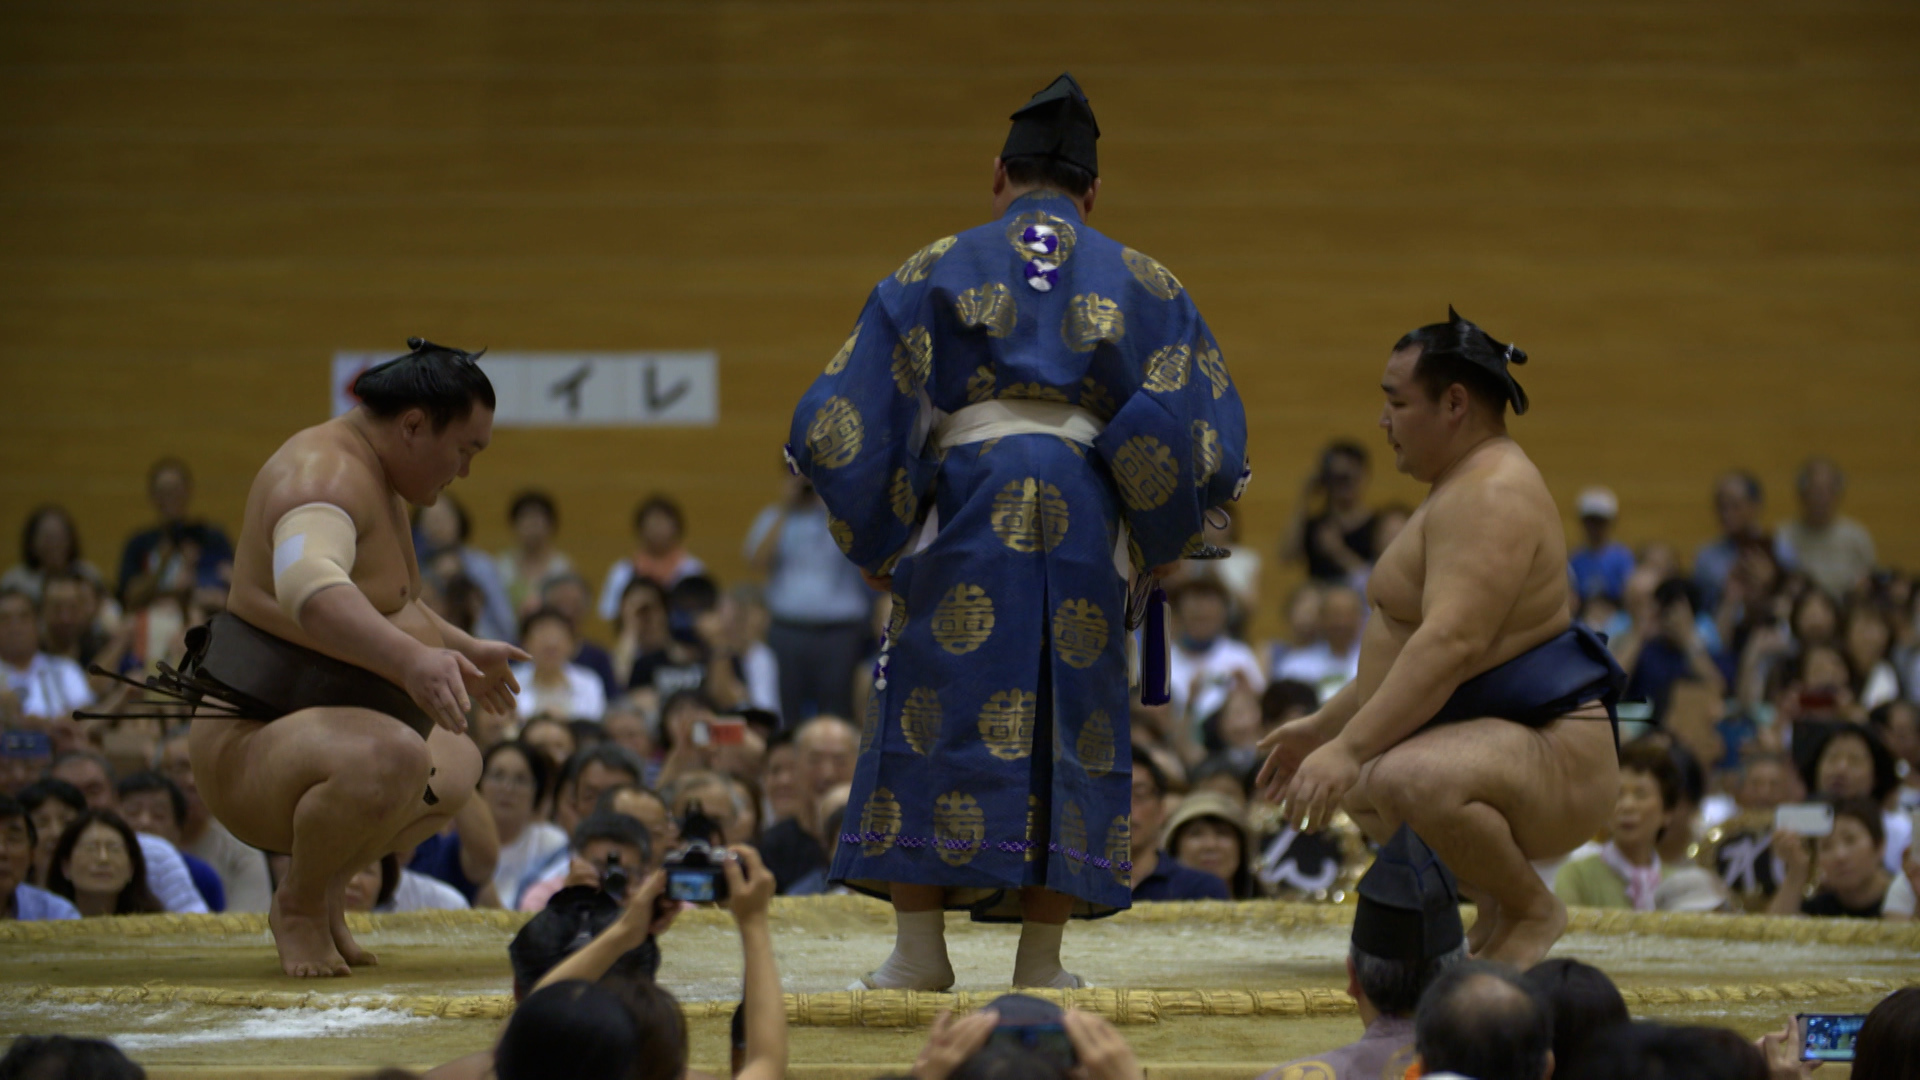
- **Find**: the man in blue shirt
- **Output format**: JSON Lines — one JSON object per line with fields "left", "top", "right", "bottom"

{"left": 2, "top": 793, "right": 80, "bottom": 920}
{"left": 1567, "top": 487, "right": 1634, "bottom": 603}
{"left": 115, "top": 457, "right": 234, "bottom": 609}
{"left": 1128, "top": 748, "right": 1228, "bottom": 902}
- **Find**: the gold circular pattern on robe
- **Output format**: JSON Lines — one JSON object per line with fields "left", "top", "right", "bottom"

{"left": 1112, "top": 435, "right": 1180, "bottom": 511}
{"left": 966, "top": 365, "right": 996, "bottom": 403}
{"left": 1001, "top": 382, "right": 1071, "bottom": 403}
{"left": 1076, "top": 709, "right": 1117, "bottom": 777}
{"left": 1275, "top": 1064, "right": 1336, "bottom": 1080}
{"left": 889, "top": 467, "right": 917, "bottom": 525}
{"left": 1061, "top": 293, "right": 1126, "bottom": 353}
{"left": 807, "top": 396, "right": 864, "bottom": 470}
{"left": 1004, "top": 211, "right": 1077, "bottom": 264}
{"left": 1191, "top": 419, "right": 1223, "bottom": 487}
{"left": 977, "top": 689, "right": 1037, "bottom": 761}
{"left": 1195, "top": 340, "right": 1230, "bottom": 399}
{"left": 891, "top": 326, "right": 933, "bottom": 395}
{"left": 931, "top": 584, "right": 995, "bottom": 654}
{"left": 1122, "top": 248, "right": 1183, "bottom": 301}
{"left": 954, "top": 283, "right": 1018, "bottom": 338}
{"left": 1058, "top": 801, "right": 1088, "bottom": 875}
{"left": 859, "top": 788, "right": 902, "bottom": 856}
{"left": 894, "top": 236, "right": 957, "bottom": 285}
{"left": 1104, "top": 815, "right": 1132, "bottom": 886}
{"left": 827, "top": 514, "right": 855, "bottom": 555}
{"left": 1143, "top": 344, "right": 1191, "bottom": 393}
{"left": 885, "top": 592, "right": 908, "bottom": 641}
{"left": 991, "top": 478, "right": 1070, "bottom": 554}
{"left": 824, "top": 323, "right": 860, "bottom": 375}
{"left": 1051, "top": 598, "right": 1109, "bottom": 669}
{"left": 933, "top": 791, "right": 986, "bottom": 867}
{"left": 901, "top": 687, "right": 942, "bottom": 756}
{"left": 860, "top": 686, "right": 880, "bottom": 753}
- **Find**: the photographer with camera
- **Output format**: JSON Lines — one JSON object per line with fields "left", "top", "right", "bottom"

{"left": 907, "top": 997, "right": 1145, "bottom": 1080}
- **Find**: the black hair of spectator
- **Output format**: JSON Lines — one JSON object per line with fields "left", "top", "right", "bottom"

{"left": 1322, "top": 438, "right": 1370, "bottom": 470}
{"left": 485, "top": 741, "right": 557, "bottom": 809}
{"left": 613, "top": 977, "right": 689, "bottom": 1080}
{"left": 1652, "top": 576, "right": 1702, "bottom": 614}
{"left": 1130, "top": 744, "right": 1168, "bottom": 797}
{"left": 0, "top": 792, "right": 33, "bottom": 850}
{"left": 1801, "top": 722, "right": 1900, "bottom": 803}
{"left": 1414, "top": 960, "right": 1553, "bottom": 1080}
{"left": 617, "top": 576, "right": 670, "bottom": 620}
{"left": 1260, "top": 680, "right": 1321, "bottom": 723}
{"left": 667, "top": 574, "right": 720, "bottom": 615}
{"left": 571, "top": 811, "right": 654, "bottom": 868}
{"left": 518, "top": 606, "right": 574, "bottom": 643}
{"left": 1618, "top": 738, "right": 1681, "bottom": 813}
{"left": 0, "top": 585, "right": 35, "bottom": 615}
{"left": 1001, "top": 153, "right": 1095, "bottom": 198}
{"left": 115, "top": 771, "right": 187, "bottom": 829}
{"left": 1560, "top": 1021, "right": 1767, "bottom": 1080}
{"left": 1395, "top": 312, "right": 1526, "bottom": 418}
{"left": 1717, "top": 468, "right": 1764, "bottom": 505}
{"left": 1188, "top": 749, "right": 1258, "bottom": 801}
{"left": 509, "top": 489, "right": 559, "bottom": 529}
{"left": 1869, "top": 698, "right": 1919, "bottom": 735}
{"left": 1519, "top": 958, "right": 1630, "bottom": 1074}
{"left": 47, "top": 810, "right": 164, "bottom": 915}
{"left": 633, "top": 494, "right": 687, "bottom": 536}
{"left": 17, "top": 778, "right": 87, "bottom": 818}
{"left": 1350, "top": 941, "right": 1468, "bottom": 1018}
{"left": 567, "top": 718, "right": 608, "bottom": 753}
{"left": 539, "top": 570, "right": 595, "bottom": 601}
{"left": 657, "top": 688, "right": 719, "bottom": 755}
{"left": 146, "top": 456, "right": 192, "bottom": 492}
{"left": 0, "top": 1034, "right": 147, "bottom": 1079}
{"left": 351, "top": 338, "right": 495, "bottom": 432}
{"left": 557, "top": 744, "right": 645, "bottom": 798}
{"left": 18, "top": 505, "right": 82, "bottom": 570}
{"left": 437, "top": 574, "right": 482, "bottom": 636}
{"left": 1855, "top": 986, "right": 1920, "bottom": 1080}
{"left": 1827, "top": 794, "right": 1886, "bottom": 849}
{"left": 1663, "top": 737, "right": 1706, "bottom": 809}
{"left": 494, "top": 980, "right": 642, "bottom": 1080}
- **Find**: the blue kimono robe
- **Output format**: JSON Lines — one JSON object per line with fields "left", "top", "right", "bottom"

{"left": 787, "top": 191, "right": 1249, "bottom": 919}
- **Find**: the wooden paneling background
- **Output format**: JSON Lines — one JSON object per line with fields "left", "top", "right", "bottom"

{"left": 2, "top": 1, "right": 1916, "bottom": 640}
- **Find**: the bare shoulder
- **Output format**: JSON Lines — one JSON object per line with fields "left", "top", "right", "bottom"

{"left": 254, "top": 420, "right": 385, "bottom": 525}
{"left": 1427, "top": 440, "right": 1556, "bottom": 530}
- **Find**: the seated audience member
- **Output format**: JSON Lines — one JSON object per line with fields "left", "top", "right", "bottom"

{"left": 1128, "top": 747, "right": 1227, "bottom": 902}
{"left": 1, "top": 585, "right": 95, "bottom": 723}
{"left": 0, "top": 1034, "right": 146, "bottom": 1079}
{"left": 343, "top": 852, "right": 469, "bottom": 914}
{"left": 1779, "top": 456, "right": 1875, "bottom": 601}
{"left": 1561, "top": 1022, "right": 1769, "bottom": 1080}
{"left": 408, "top": 785, "right": 503, "bottom": 907}
{"left": 1882, "top": 840, "right": 1917, "bottom": 920}
{"left": 1770, "top": 796, "right": 1895, "bottom": 918}
{"left": 414, "top": 495, "right": 517, "bottom": 645}
{"left": 1618, "top": 577, "right": 1730, "bottom": 725}
{"left": 1283, "top": 440, "right": 1379, "bottom": 585}
{"left": 1, "top": 792, "right": 77, "bottom": 919}
{"left": 40, "top": 569, "right": 115, "bottom": 674}
{"left": 2, "top": 729, "right": 53, "bottom": 797}
{"left": 512, "top": 608, "right": 608, "bottom": 723}
{"left": 1413, "top": 961, "right": 1555, "bottom": 1080}
{"left": 1843, "top": 605, "right": 1902, "bottom": 711}
{"left": 1162, "top": 791, "right": 1255, "bottom": 899}
{"left": 1693, "top": 470, "right": 1796, "bottom": 615}
{"left": 555, "top": 745, "right": 648, "bottom": 835}
{"left": 49, "top": 751, "right": 207, "bottom": 914}
{"left": 155, "top": 729, "right": 271, "bottom": 913}
{"left": 1555, "top": 739, "right": 1728, "bottom": 912}
{"left": 1260, "top": 679, "right": 1320, "bottom": 730}
{"left": 49, "top": 810, "right": 165, "bottom": 916}
{"left": 519, "top": 716, "right": 577, "bottom": 775}
{"left": 1264, "top": 583, "right": 1323, "bottom": 680}
{"left": 663, "top": 770, "right": 749, "bottom": 846}
{"left": 600, "top": 699, "right": 655, "bottom": 764}
{"left": 1519, "top": 959, "right": 1630, "bottom": 1076}
{"left": 610, "top": 577, "right": 673, "bottom": 697}
{"left": 599, "top": 494, "right": 708, "bottom": 621}
{"left": 1850, "top": 986, "right": 1920, "bottom": 1079}
{"left": 758, "top": 729, "right": 829, "bottom": 894}
{"left": 18, "top": 778, "right": 84, "bottom": 888}
{"left": 1568, "top": 487, "right": 1634, "bottom": 603}
{"left": 518, "top": 811, "right": 654, "bottom": 914}
{"left": 1869, "top": 699, "right": 1920, "bottom": 813}
{"left": 116, "top": 456, "right": 233, "bottom": 610}
{"left": 1797, "top": 720, "right": 1909, "bottom": 872}
{"left": 1273, "top": 583, "right": 1365, "bottom": 704}
{"left": 537, "top": 572, "right": 619, "bottom": 699}
{"left": 1200, "top": 678, "right": 1265, "bottom": 755}
{"left": 1704, "top": 749, "right": 1803, "bottom": 911}
{"left": 116, "top": 771, "right": 225, "bottom": 912}
{"left": 480, "top": 741, "right": 568, "bottom": 910}
{"left": 495, "top": 490, "right": 573, "bottom": 619}
{"left": 1186, "top": 750, "right": 1257, "bottom": 806}
{"left": 1259, "top": 826, "right": 1468, "bottom": 1080}
{"left": 3, "top": 505, "right": 109, "bottom": 604}
{"left": 1167, "top": 578, "right": 1266, "bottom": 738}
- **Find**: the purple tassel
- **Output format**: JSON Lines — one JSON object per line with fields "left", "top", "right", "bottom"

{"left": 1139, "top": 585, "right": 1171, "bottom": 706}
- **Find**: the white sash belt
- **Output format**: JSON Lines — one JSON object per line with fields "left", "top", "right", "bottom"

{"left": 931, "top": 399, "right": 1106, "bottom": 450}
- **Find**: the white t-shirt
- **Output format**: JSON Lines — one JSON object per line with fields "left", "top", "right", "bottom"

{"left": 1882, "top": 869, "right": 1915, "bottom": 917}
{"left": 511, "top": 663, "right": 608, "bottom": 722}
{"left": 1168, "top": 637, "right": 1266, "bottom": 730}
{"left": 493, "top": 821, "right": 569, "bottom": 910}
{"left": 137, "top": 833, "right": 209, "bottom": 915}
{"left": 382, "top": 869, "right": 470, "bottom": 913}
{"left": 3, "top": 653, "right": 94, "bottom": 719}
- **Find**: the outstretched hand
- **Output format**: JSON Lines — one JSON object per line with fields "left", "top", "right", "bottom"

{"left": 1255, "top": 714, "right": 1332, "bottom": 804}
{"left": 1274, "top": 738, "right": 1362, "bottom": 834}
{"left": 404, "top": 648, "right": 484, "bottom": 735}
{"left": 462, "top": 639, "right": 529, "bottom": 717}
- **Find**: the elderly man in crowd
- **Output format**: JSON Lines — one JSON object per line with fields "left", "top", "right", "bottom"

{"left": 1778, "top": 456, "right": 1877, "bottom": 600}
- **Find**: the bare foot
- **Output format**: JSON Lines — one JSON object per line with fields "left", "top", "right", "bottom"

{"left": 329, "top": 888, "right": 378, "bottom": 968}
{"left": 1478, "top": 895, "right": 1567, "bottom": 968}
{"left": 270, "top": 890, "right": 350, "bottom": 978}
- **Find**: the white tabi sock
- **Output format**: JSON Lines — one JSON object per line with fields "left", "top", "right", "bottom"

{"left": 1011, "top": 920, "right": 1084, "bottom": 989}
{"left": 862, "top": 909, "right": 954, "bottom": 991}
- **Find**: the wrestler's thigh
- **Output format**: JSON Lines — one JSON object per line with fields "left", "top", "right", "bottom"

{"left": 189, "top": 708, "right": 434, "bottom": 852}
{"left": 1364, "top": 712, "right": 1618, "bottom": 859}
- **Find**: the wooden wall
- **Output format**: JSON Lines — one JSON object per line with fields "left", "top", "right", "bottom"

{"left": 2, "top": 1, "right": 1916, "bottom": 640}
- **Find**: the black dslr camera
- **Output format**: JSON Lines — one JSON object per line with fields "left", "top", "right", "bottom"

{"left": 661, "top": 800, "right": 732, "bottom": 904}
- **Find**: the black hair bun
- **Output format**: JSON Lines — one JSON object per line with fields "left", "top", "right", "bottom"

{"left": 406, "top": 336, "right": 426, "bottom": 351}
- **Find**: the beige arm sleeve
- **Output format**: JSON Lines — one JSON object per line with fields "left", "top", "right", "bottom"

{"left": 271, "top": 502, "right": 358, "bottom": 622}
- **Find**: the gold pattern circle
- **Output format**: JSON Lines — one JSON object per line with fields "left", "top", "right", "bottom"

{"left": 1077, "top": 709, "right": 1117, "bottom": 777}
{"left": 1004, "top": 211, "right": 1077, "bottom": 264}
{"left": 977, "top": 689, "right": 1037, "bottom": 761}
{"left": 966, "top": 365, "right": 996, "bottom": 403}
{"left": 1058, "top": 801, "right": 1088, "bottom": 875}
{"left": 806, "top": 397, "right": 864, "bottom": 470}
{"left": 954, "top": 283, "right": 1017, "bottom": 338}
{"left": 1052, "top": 599, "right": 1109, "bottom": 670}
{"left": 991, "top": 478, "right": 1071, "bottom": 554}
{"left": 860, "top": 788, "right": 902, "bottom": 856}
{"left": 1078, "top": 378, "right": 1116, "bottom": 419}
{"left": 902, "top": 687, "right": 942, "bottom": 756}
{"left": 931, "top": 584, "right": 995, "bottom": 655}
{"left": 1112, "top": 435, "right": 1180, "bottom": 511}
{"left": 1105, "top": 815, "right": 1131, "bottom": 886}
{"left": 1061, "top": 293, "right": 1126, "bottom": 353}
{"left": 827, "top": 514, "right": 854, "bottom": 555}
{"left": 889, "top": 467, "right": 917, "bottom": 525}
{"left": 1143, "top": 344, "right": 1191, "bottom": 393}
{"left": 825, "top": 323, "right": 860, "bottom": 375}
{"left": 894, "top": 236, "right": 956, "bottom": 285}
{"left": 1195, "top": 340, "right": 1229, "bottom": 399}
{"left": 933, "top": 791, "right": 986, "bottom": 867}
{"left": 1122, "top": 248, "right": 1183, "bottom": 301}
{"left": 891, "top": 326, "right": 933, "bottom": 395}
{"left": 1192, "top": 420, "right": 1223, "bottom": 487}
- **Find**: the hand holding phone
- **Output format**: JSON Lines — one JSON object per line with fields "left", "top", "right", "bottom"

{"left": 1798, "top": 1012, "right": 1865, "bottom": 1062}
{"left": 1775, "top": 803, "right": 1835, "bottom": 839}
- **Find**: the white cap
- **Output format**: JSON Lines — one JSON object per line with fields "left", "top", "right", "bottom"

{"left": 1576, "top": 486, "right": 1618, "bottom": 520}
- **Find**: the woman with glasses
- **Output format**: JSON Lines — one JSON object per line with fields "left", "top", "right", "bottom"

{"left": 481, "top": 741, "right": 567, "bottom": 910}
{"left": 48, "top": 810, "right": 163, "bottom": 916}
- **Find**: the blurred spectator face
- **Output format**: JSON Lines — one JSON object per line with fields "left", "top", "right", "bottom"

{"left": 1881, "top": 701, "right": 1920, "bottom": 769}
{"left": 1713, "top": 476, "right": 1759, "bottom": 537}
{"left": 1175, "top": 589, "right": 1229, "bottom": 646}
{"left": 2, "top": 746, "right": 46, "bottom": 796}
{"left": 0, "top": 593, "right": 39, "bottom": 665}
{"left": 342, "top": 860, "right": 383, "bottom": 912}
{"left": 602, "top": 710, "right": 652, "bottom": 761}
{"left": 1319, "top": 587, "right": 1364, "bottom": 654}
{"left": 157, "top": 738, "right": 202, "bottom": 817}
{"left": 28, "top": 800, "right": 78, "bottom": 883}
{"left": 513, "top": 502, "right": 555, "bottom": 552}
{"left": 637, "top": 507, "right": 681, "bottom": 555}
{"left": 1734, "top": 757, "right": 1800, "bottom": 812}
{"left": 63, "top": 821, "right": 134, "bottom": 898}
{"left": 1801, "top": 646, "right": 1851, "bottom": 694}
{"left": 149, "top": 464, "right": 191, "bottom": 524}
{"left": 50, "top": 758, "right": 114, "bottom": 811}
{"left": 481, "top": 746, "right": 541, "bottom": 835}
{"left": 607, "top": 790, "right": 676, "bottom": 855}
{"left": 118, "top": 789, "right": 180, "bottom": 846}
{"left": 417, "top": 500, "right": 463, "bottom": 554}
{"left": 542, "top": 577, "right": 592, "bottom": 629}
{"left": 1798, "top": 460, "right": 1842, "bottom": 525}
{"left": 28, "top": 511, "right": 78, "bottom": 572}
{"left": 1610, "top": 768, "right": 1668, "bottom": 852}
{"left": 1844, "top": 610, "right": 1892, "bottom": 673}
{"left": 1217, "top": 684, "right": 1262, "bottom": 750}
{"left": 1815, "top": 814, "right": 1881, "bottom": 894}
{"left": 1129, "top": 763, "right": 1164, "bottom": 856}
{"left": 1322, "top": 449, "right": 1368, "bottom": 510}
{"left": 525, "top": 617, "right": 575, "bottom": 675}
{"left": 1284, "top": 586, "right": 1322, "bottom": 646}
{"left": 40, "top": 578, "right": 90, "bottom": 650}
{"left": 1173, "top": 819, "right": 1242, "bottom": 887}
{"left": 569, "top": 762, "right": 636, "bottom": 826}
{"left": 1814, "top": 733, "right": 1876, "bottom": 800}
{"left": 797, "top": 719, "right": 858, "bottom": 796}
{"left": 521, "top": 720, "right": 575, "bottom": 772}
{"left": 619, "top": 584, "right": 669, "bottom": 645}
{"left": 1793, "top": 592, "right": 1840, "bottom": 648}
{"left": 763, "top": 742, "right": 806, "bottom": 822}
{"left": 0, "top": 813, "right": 30, "bottom": 900}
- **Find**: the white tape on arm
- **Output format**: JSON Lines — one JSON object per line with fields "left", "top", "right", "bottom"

{"left": 271, "top": 502, "right": 357, "bottom": 622}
